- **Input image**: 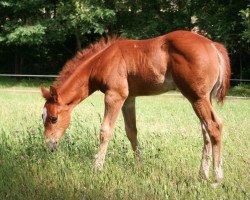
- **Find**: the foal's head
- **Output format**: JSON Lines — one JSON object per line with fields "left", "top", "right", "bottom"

{"left": 41, "top": 86, "right": 72, "bottom": 151}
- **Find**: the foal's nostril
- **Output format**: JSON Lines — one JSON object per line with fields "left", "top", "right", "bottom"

{"left": 50, "top": 116, "right": 58, "bottom": 124}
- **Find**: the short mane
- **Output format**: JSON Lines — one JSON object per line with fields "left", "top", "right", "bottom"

{"left": 54, "top": 36, "right": 122, "bottom": 88}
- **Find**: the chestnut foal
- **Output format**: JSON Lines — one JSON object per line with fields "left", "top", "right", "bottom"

{"left": 41, "top": 31, "right": 230, "bottom": 184}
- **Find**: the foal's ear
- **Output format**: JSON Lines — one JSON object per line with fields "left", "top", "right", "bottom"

{"left": 50, "top": 86, "right": 63, "bottom": 104}
{"left": 41, "top": 86, "right": 51, "bottom": 99}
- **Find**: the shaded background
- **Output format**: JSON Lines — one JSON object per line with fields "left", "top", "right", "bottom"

{"left": 0, "top": 0, "right": 249, "bottom": 80}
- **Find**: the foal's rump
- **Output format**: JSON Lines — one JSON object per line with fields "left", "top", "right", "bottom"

{"left": 166, "top": 31, "right": 230, "bottom": 102}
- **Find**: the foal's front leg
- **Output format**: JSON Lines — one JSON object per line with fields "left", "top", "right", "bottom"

{"left": 94, "top": 90, "right": 126, "bottom": 170}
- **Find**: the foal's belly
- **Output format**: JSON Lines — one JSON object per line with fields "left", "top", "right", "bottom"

{"left": 128, "top": 73, "right": 176, "bottom": 96}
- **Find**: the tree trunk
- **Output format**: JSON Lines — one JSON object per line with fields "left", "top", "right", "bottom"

{"left": 14, "top": 47, "right": 23, "bottom": 74}
{"left": 15, "top": 47, "right": 21, "bottom": 74}
{"left": 75, "top": 29, "right": 82, "bottom": 51}
{"left": 239, "top": 52, "right": 243, "bottom": 84}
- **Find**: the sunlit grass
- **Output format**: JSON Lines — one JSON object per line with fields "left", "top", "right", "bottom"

{"left": 0, "top": 87, "right": 250, "bottom": 199}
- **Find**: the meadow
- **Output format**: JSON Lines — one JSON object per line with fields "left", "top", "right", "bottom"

{"left": 0, "top": 79, "right": 250, "bottom": 199}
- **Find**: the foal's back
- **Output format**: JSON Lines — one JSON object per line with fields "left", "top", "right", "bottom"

{"left": 90, "top": 31, "right": 220, "bottom": 98}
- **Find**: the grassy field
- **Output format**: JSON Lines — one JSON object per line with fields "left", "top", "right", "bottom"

{"left": 0, "top": 79, "right": 250, "bottom": 199}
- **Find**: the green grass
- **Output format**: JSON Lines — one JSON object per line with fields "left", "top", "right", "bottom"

{"left": 228, "top": 83, "right": 250, "bottom": 97}
{"left": 0, "top": 81, "right": 250, "bottom": 199}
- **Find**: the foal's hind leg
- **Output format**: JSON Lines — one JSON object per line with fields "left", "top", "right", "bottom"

{"left": 94, "top": 90, "right": 126, "bottom": 170}
{"left": 122, "top": 97, "right": 140, "bottom": 161}
{"left": 192, "top": 98, "right": 223, "bottom": 184}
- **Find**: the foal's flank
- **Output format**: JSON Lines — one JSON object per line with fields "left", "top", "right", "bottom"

{"left": 41, "top": 30, "right": 230, "bottom": 185}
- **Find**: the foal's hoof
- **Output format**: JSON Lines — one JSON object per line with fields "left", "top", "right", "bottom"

{"left": 211, "top": 173, "right": 223, "bottom": 188}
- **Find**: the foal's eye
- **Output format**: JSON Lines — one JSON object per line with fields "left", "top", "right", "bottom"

{"left": 66, "top": 101, "right": 73, "bottom": 106}
{"left": 49, "top": 116, "right": 58, "bottom": 124}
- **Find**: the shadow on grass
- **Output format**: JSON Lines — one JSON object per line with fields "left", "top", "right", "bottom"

{"left": 0, "top": 77, "right": 53, "bottom": 88}
{"left": 228, "top": 83, "right": 250, "bottom": 97}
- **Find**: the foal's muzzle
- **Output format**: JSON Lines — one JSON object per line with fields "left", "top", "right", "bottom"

{"left": 47, "top": 140, "right": 58, "bottom": 152}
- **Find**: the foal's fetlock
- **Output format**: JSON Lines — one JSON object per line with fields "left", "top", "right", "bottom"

{"left": 134, "top": 149, "right": 141, "bottom": 162}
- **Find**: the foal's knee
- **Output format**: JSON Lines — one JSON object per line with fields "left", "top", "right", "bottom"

{"left": 100, "top": 124, "right": 111, "bottom": 142}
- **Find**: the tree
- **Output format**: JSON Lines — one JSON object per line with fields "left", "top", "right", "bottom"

{"left": 0, "top": 0, "right": 115, "bottom": 73}
{"left": 55, "top": 0, "right": 115, "bottom": 50}
{"left": 239, "top": 3, "right": 250, "bottom": 79}
{"left": 0, "top": 0, "right": 249, "bottom": 79}
{"left": 0, "top": 0, "right": 48, "bottom": 73}
{"left": 240, "top": 4, "right": 250, "bottom": 39}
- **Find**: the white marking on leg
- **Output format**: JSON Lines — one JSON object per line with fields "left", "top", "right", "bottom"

{"left": 94, "top": 124, "right": 110, "bottom": 170}
{"left": 199, "top": 124, "right": 212, "bottom": 179}
{"left": 212, "top": 161, "right": 223, "bottom": 188}
{"left": 94, "top": 151, "right": 106, "bottom": 170}
{"left": 200, "top": 151, "right": 211, "bottom": 179}
{"left": 213, "top": 145, "right": 223, "bottom": 183}
{"left": 215, "top": 162, "right": 223, "bottom": 181}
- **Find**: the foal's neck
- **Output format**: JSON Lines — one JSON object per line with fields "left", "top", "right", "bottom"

{"left": 58, "top": 61, "right": 93, "bottom": 105}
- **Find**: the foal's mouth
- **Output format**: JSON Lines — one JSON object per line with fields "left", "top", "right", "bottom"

{"left": 47, "top": 140, "right": 58, "bottom": 152}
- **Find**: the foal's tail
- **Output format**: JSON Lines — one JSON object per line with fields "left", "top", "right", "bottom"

{"left": 212, "top": 42, "right": 231, "bottom": 104}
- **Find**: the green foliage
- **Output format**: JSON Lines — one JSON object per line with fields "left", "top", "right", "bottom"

{"left": 56, "top": 0, "right": 115, "bottom": 44}
{"left": 239, "top": 4, "right": 250, "bottom": 42}
{"left": 113, "top": 0, "right": 193, "bottom": 39}
{"left": 6, "top": 24, "right": 46, "bottom": 45}
{"left": 0, "top": 0, "right": 47, "bottom": 45}
{"left": 0, "top": 0, "right": 249, "bottom": 78}
{"left": 0, "top": 0, "right": 115, "bottom": 46}
{"left": 187, "top": 1, "right": 248, "bottom": 53}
